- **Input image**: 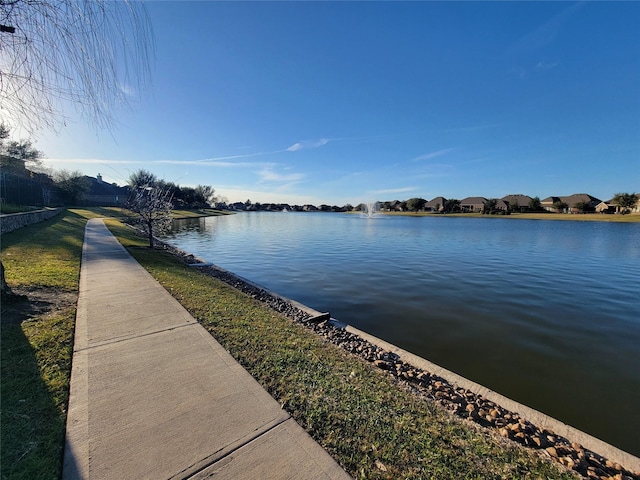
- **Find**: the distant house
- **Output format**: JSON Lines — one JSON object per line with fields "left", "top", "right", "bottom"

{"left": 380, "top": 200, "right": 404, "bottom": 212}
{"left": 564, "top": 193, "right": 601, "bottom": 213}
{"left": 501, "top": 194, "right": 533, "bottom": 212}
{"left": 84, "top": 174, "right": 129, "bottom": 206}
{"left": 229, "top": 202, "right": 246, "bottom": 210}
{"left": 460, "top": 197, "right": 487, "bottom": 213}
{"left": 597, "top": 196, "right": 640, "bottom": 214}
{"left": 541, "top": 193, "right": 601, "bottom": 213}
{"left": 425, "top": 196, "right": 446, "bottom": 212}
{"left": 493, "top": 199, "right": 509, "bottom": 212}
{"left": 540, "top": 196, "right": 562, "bottom": 212}
{"left": 595, "top": 200, "right": 617, "bottom": 214}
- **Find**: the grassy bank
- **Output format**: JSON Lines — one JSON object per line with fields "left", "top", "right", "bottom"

{"left": 171, "top": 208, "right": 234, "bottom": 218}
{"left": 0, "top": 204, "right": 42, "bottom": 214}
{"left": 1, "top": 209, "right": 576, "bottom": 479}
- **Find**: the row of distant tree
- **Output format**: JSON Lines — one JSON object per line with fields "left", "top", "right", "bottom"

{"left": 224, "top": 199, "right": 523, "bottom": 214}
{"left": 225, "top": 193, "right": 638, "bottom": 215}
{"left": 378, "top": 197, "right": 538, "bottom": 214}
{"left": 0, "top": 126, "right": 217, "bottom": 210}
{"left": 126, "top": 169, "right": 216, "bottom": 210}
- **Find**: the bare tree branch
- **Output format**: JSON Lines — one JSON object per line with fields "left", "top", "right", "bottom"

{"left": 0, "top": 0, "right": 153, "bottom": 134}
{"left": 127, "top": 184, "right": 173, "bottom": 248}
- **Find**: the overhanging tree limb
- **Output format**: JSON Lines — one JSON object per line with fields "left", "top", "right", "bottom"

{"left": 0, "top": 0, "right": 153, "bottom": 133}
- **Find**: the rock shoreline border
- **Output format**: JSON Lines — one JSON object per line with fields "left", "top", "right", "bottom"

{"left": 158, "top": 239, "right": 639, "bottom": 480}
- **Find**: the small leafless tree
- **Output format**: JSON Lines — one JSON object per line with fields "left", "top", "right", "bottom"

{"left": 127, "top": 185, "right": 173, "bottom": 248}
{"left": 0, "top": 0, "right": 153, "bottom": 133}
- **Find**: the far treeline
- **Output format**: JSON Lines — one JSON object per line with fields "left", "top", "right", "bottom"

{"left": 0, "top": 125, "right": 216, "bottom": 211}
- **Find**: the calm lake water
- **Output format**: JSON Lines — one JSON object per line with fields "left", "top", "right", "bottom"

{"left": 164, "top": 212, "right": 640, "bottom": 456}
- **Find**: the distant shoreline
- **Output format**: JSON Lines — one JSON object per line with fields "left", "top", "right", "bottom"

{"left": 374, "top": 211, "right": 640, "bottom": 223}
{"left": 171, "top": 209, "right": 640, "bottom": 223}
{"left": 171, "top": 208, "right": 234, "bottom": 219}
{"left": 174, "top": 208, "right": 640, "bottom": 223}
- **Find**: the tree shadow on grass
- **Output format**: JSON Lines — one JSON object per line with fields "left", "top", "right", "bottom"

{"left": 1, "top": 288, "right": 78, "bottom": 326}
{"left": 1, "top": 322, "right": 67, "bottom": 479}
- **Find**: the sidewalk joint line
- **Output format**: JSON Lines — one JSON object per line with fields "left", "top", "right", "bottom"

{"left": 74, "top": 323, "right": 196, "bottom": 352}
{"left": 172, "top": 416, "right": 292, "bottom": 480}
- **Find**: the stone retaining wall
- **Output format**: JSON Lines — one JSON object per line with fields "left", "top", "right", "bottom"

{"left": 0, "top": 208, "right": 64, "bottom": 235}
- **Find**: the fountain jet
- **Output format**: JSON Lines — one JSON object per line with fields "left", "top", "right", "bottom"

{"left": 362, "top": 201, "right": 379, "bottom": 218}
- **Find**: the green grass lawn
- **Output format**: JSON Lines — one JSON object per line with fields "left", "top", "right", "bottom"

{"left": 171, "top": 208, "right": 234, "bottom": 218}
{"left": 1, "top": 209, "right": 578, "bottom": 479}
{"left": 0, "top": 204, "right": 42, "bottom": 214}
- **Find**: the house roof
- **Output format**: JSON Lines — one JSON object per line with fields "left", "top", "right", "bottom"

{"left": 85, "top": 176, "right": 128, "bottom": 196}
{"left": 563, "top": 193, "right": 601, "bottom": 206}
{"left": 494, "top": 199, "right": 509, "bottom": 209}
{"left": 501, "top": 194, "right": 532, "bottom": 206}
{"left": 460, "top": 197, "right": 487, "bottom": 205}
{"left": 541, "top": 194, "right": 601, "bottom": 206}
{"left": 425, "top": 196, "right": 447, "bottom": 207}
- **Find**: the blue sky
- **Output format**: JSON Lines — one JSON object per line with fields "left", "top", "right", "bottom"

{"left": 26, "top": 1, "right": 640, "bottom": 205}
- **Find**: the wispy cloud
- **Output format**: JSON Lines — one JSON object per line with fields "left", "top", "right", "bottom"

{"left": 157, "top": 159, "right": 270, "bottom": 167}
{"left": 508, "top": 2, "right": 584, "bottom": 55}
{"left": 536, "top": 60, "right": 558, "bottom": 70}
{"left": 201, "top": 137, "right": 329, "bottom": 158}
{"left": 118, "top": 82, "right": 135, "bottom": 97}
{"left": 46, "top": 158, "right": 138, "bottom": 165}
{"left": 412, "top": 148, "right": 455, "bottom": 162}
{"left": 286, "top": 138, "right": 329, "bottom": 152}
{"left": 46, "top": 133, "right": 387, "bottom": 171}
{"left": 257, "top": 167, "right": 305, "bottom": 184}
{"left": 45, "top": 157, "right": 272, "bottom": 168}
{"left": 195, "top": 150, "right": 281, "bottom": 163}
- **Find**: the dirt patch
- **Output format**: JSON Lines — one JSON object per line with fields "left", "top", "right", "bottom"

{"left": 1, "top": 287, "right": 78, "bottom": 326}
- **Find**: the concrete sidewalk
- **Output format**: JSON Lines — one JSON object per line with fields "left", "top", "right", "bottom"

{"left": 63, "top": 218, "right": 351, "bottom": 480}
